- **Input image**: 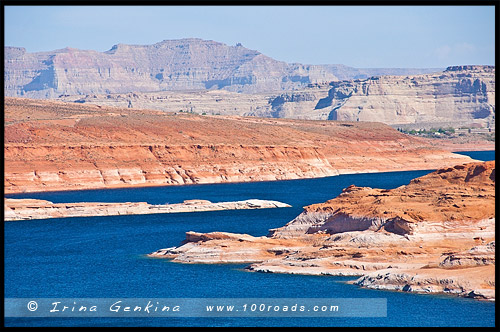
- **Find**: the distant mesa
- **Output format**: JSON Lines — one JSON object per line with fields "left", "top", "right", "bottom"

{"left": 4, "top": 38, "right": 495, "bottom": 131}
{"left": 4, "top": 38, "right": 441, "bottom": 98}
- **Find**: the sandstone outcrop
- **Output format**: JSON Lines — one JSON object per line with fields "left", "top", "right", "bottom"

{"left": 4, "top": 97, "right": 476, "bottom": 194}
{"left": 149, "top": 161, "right": 496, "bottom": 300}
{"left": 4, "top": 198, "right": 290, "bottom": 221}
{"left": 269, "top": 160, "right": 496, "bottom": 239}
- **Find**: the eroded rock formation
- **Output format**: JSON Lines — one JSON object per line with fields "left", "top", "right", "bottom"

{"left": 4, "top": 198, "right": 290, "bottom": 221}
{"left": 149, "top": 161, "right": 496, "bottom": 300}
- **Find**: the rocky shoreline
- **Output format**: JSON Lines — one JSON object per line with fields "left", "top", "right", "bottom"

{"left": 149, "top": 161, "right": 496, "bottom": 301}
{"left": 4, "top": 198, "right": 291, "bottom": 221}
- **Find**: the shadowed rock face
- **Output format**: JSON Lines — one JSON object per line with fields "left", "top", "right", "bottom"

{"left": 149, "top": 161, "right": 495, "bottom": 300}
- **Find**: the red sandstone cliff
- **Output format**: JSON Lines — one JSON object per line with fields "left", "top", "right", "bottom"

{"left": 5, "top": 97, "right": 475, "bottom": 193}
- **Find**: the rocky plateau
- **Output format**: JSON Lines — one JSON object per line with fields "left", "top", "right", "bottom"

{"left": 4, "top": 97, "right": 477, "bottom": 194}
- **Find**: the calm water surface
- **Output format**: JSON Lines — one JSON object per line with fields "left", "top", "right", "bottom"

{"left": 4, "top": 151, "right": 495, "bottom": 327}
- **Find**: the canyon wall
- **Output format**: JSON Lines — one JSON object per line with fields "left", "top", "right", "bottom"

{"left": 268, "top": 65, "right": 495, "bottom": 129}
{"left": 52, "top": 65, "right": 495, "bottom": 131}
{"left": 4, "top": 97, "right": 474, "bottom": 194}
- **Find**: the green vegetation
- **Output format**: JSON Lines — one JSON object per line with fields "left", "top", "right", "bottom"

{"left": 398, "top": 126, "right": 495, "bottom": 141}
{"left": 398, "top": 127, "right": 455, "bottom": 138}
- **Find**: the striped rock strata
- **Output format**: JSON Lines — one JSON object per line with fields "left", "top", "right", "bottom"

{"left": 5, "top": 97, "right": 475, "bottom": 194}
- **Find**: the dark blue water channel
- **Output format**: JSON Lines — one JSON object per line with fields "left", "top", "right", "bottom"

{"left": 4, "top": 151, "right": 495, "bottom": 327}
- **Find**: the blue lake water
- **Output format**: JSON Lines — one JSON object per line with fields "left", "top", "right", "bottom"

{"left": 4, "top": 150, "right": 495, "bottom": 327}
{"left": 454, "top": 150, "right": 495, "bottom": 162}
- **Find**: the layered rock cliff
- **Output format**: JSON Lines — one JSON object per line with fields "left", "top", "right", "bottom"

{"left": 269, "top": 65, "right": 495, "bottom": 128}
{"left": 53, "top": 65, "right": 495, "bottom": 133}
{"left": 5, "top": 38, "right": 442, "bottom": 98}
{"left": 150, "top": 161, "right": 496, "bottom": 300}
{"left": 4, "top": 97, "right": 475, "bottom": 194}
{"left": 4, "top": 39, "right": 338, "bottom": 97}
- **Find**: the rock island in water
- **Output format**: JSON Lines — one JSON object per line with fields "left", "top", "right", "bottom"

{"left": 4, "top": 198, "right": 291, "bottom": 221}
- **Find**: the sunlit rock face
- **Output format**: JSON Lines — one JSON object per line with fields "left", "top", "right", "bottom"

{"left": 311, "top": 65, "right": 495, "bottom": 128}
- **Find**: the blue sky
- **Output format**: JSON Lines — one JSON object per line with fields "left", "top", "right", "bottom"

{"left": 4, "top": 5, "right": 495, "bottom": 68}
